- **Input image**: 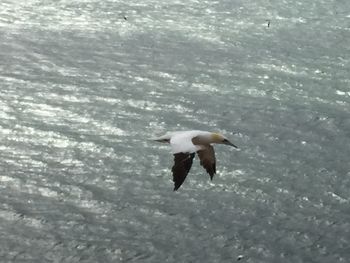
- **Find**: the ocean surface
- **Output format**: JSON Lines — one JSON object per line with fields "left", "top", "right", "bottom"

{"left": 1, "top": 0, "right": 350, "bottom": 262}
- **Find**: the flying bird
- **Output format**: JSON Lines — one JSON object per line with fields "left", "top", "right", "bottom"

{"left": 152, "top": 130, "right": 238, "bottom": 190}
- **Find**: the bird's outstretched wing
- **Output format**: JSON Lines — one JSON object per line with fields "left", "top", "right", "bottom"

{"left": 197, "top": 145, "right": 216, "bottom": 180}
{"left": 172, "top": 152, "right": 195, "bottom": 191}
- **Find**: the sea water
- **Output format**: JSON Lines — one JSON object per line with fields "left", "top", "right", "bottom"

{"left": 0, "top": 0, "right": 349, "bottom": 262}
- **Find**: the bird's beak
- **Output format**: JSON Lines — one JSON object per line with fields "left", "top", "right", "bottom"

{"left": 226, "top": 141, "right": 238, "bottom": 148}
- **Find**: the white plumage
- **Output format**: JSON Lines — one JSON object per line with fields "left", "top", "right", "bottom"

{"left": 170, "top": 130, "right": 210, "bottom": 154}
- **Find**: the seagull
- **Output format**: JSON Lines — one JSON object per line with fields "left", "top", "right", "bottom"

{"left": 152, "top": 130, "right": 238, "bottom": 190}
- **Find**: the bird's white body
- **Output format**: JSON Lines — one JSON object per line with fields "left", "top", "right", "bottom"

{"left": 169, "top": 130, "right": 211, "bottom": 154}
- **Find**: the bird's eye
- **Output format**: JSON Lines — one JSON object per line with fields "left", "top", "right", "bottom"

{"left": 223, "top": 139, "right": 228, "bottom": 142}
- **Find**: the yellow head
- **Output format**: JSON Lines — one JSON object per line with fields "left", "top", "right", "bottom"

{"left": 210, "top": 132, "right": 238, "bottom": 148}
{"left": 211, "top": 132, "right": 224, "bottom": 143}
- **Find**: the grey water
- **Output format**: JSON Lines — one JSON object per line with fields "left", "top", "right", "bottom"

{"left": 1, "top": 0, "right": 350, "bottom": 262}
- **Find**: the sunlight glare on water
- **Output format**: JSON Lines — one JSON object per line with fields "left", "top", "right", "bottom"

{"left": 0, "top": 0, "right": 349, "bottom": 262}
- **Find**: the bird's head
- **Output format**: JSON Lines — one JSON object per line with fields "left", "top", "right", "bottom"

{"left": 211, "top": 132, "right": 238, "bottom": 148}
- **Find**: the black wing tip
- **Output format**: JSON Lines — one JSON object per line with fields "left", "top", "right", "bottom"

{"left": 173, "top": 181, "right": 181, "bottom": 191}
{"left": 209, "top": 171, "right": 216, "bottom": 180}
{"left": 171, "top": 152, "right": 195, "bottom": 191}
{"left": 207, "top": 164, "right": 216, "bottom": 180}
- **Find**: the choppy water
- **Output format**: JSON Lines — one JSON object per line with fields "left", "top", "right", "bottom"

{"left": 1, "top": 0, "right": 350, "bottom": 262}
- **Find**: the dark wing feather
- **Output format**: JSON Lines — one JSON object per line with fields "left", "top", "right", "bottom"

{"left": 197, "top": 145, "right": 216, "bottom": 180}
{"left": 171, "top": 153, "right": 195, "bottom": 191}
